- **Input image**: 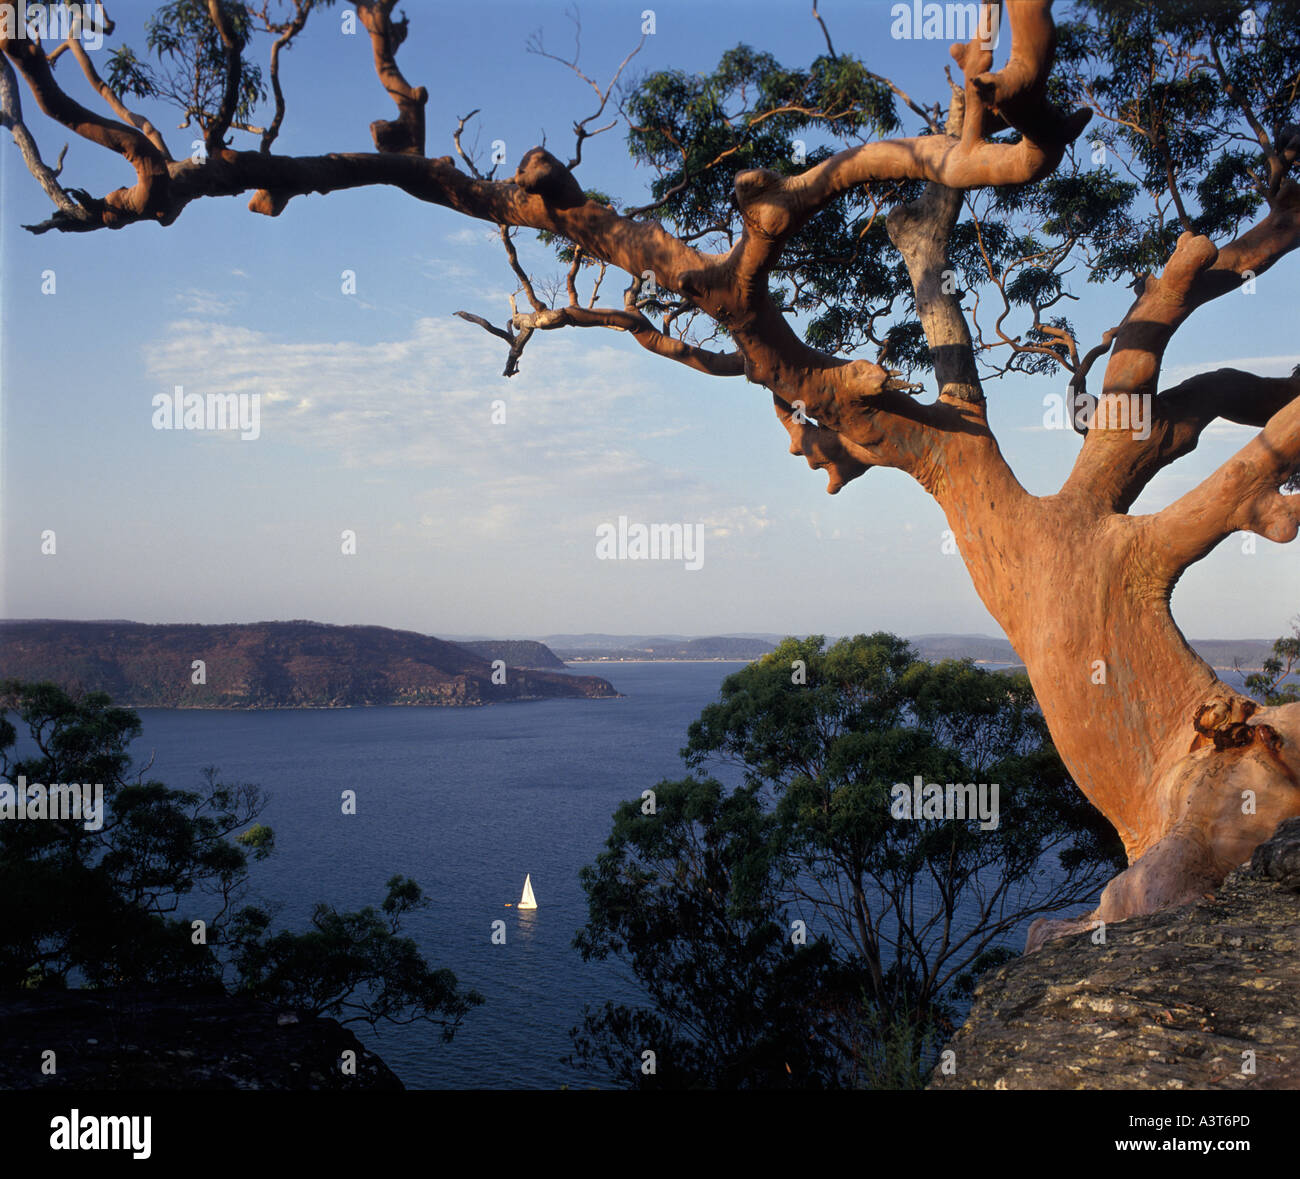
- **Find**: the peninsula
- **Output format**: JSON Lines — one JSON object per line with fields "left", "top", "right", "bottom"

{"left": 0, "top": 620, "right": 618, "bottom": 708}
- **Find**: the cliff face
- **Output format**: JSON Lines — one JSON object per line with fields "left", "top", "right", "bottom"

{"left": 0, "top": 620, "right": 619, "bottom": 707}
{"left": 0, "top": 988, "right": 403, "bottom": 1090}
{"left": 929, "top": 819, "right": 1300, "bottom": 1090}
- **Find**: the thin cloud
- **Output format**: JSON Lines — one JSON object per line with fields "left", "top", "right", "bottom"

{"left": 141, "top": 315, "right": 764, "bottom": 547}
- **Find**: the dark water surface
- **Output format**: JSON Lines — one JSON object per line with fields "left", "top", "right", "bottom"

{"left": 133, "top": 662, "right": 745, "bottom": 1089}
{"left": 131, "top": 661, "right": 1256, "bottom": 1089}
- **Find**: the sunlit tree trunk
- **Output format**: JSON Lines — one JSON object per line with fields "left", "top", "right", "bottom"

{"left": 933, "top": 448, "right": 1300, "bottom": 934}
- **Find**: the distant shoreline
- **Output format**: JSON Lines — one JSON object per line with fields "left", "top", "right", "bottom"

{"left": 566, "top": 657, "right": 1265, "bottom": 672}
{"left": 565, "top": 658, "right": 753, "bottom": 664}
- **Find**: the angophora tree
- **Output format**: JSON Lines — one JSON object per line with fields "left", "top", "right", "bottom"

{"left": 3, "top": 0, "right": 1299, "bottom": 927}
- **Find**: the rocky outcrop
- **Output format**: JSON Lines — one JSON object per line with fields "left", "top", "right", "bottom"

{"left": 0, "top": 619, "right": 619, "bottom": 707}
{"left": 929, "top": 819, "right": 1300, "bottom": 1090}
{"left": 0, "top": 987, "right": 403, "bottom": 1090}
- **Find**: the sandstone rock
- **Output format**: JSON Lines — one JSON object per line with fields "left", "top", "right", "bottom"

{"left": 1252, "top": 816, "right": 1300, "bottom": 890}
{"left": 929, "top": 820, "right": 1300, "bottom": 1089}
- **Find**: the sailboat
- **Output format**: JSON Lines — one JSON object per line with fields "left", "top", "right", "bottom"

{"left": 518, "top": 873, "right": 538, "bottom": 910}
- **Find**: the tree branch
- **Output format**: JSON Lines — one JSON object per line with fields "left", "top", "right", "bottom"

{"left": 1145, "top": 393, "right": 1300, "bottom": 579}
{"left": 886, "top": 82, "right": 983, "bottom": 405}
{"left": 258, "top": 0, "right": 310, "bottom": 153}
{"left": 205, "top": 0, "right": 243, "bottom": 155}
{"left": 510, "top": 302, "right": 745, "bottom": 377}
{"left": 64, "top": 23, "right": 172, "bottom": 159}
{"left": 1, "top": 24, "right": 171, "bottom": 228}
{"left": 726, "top": 0, "right": 1090, "bottom": 308}
{"left": 1064, "top": 180, "right": 1300, "bottom": 509}
{"left": 0, "top": 53, "right": 88, "bottom": 224}
{"left": 525, "top": 8, "right": 644, "bottom": 171}
{"left": 354, "top": 0, "right": 427, "bottom": 155}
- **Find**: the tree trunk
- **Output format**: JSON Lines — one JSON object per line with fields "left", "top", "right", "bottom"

{"left": 935, "top": 447, "right": 1300, "bottom": 937}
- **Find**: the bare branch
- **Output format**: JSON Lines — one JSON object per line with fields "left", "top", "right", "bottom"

{"left": 498, "top": 224, "right": 545, "bottom": 312}
{"left": 511, "top": 301, "right": 745, "bottom": 377}
{"left": 452, "top": 109, "right": 483, "bottom": 178}
{"left": 2, "top": 24, "right": 171, "bottom": 229}
{"left": 256, "top": 0, "right": 310, "bottom": 153}
{"left": 527, "top": 9, "right": 645, "bottom": 171}
{"left": 811, "top": 1, "right": 837, "bottom": 60}
{"left": 0, "top": 54, "right": 88, "bottom": 224}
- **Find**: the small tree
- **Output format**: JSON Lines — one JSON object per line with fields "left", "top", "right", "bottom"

{"left": 1245, "top": 618, "right": 1300, "bottom": 705}
{"left": 573, "top": 777, "right": 844, "bottom": 1089}
{"left": 573, "top": 635, "right": 1124, "bottom": 1088}
{"left": 0, "top": 681, "right": 481, "bottom": 1039}
{"left": 228, "top": 876, "right": 482, "bottom": 1035}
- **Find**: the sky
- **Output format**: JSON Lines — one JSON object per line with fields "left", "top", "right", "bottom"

{"left": 1, "top": 0, "right": 1297, "bottom": 641}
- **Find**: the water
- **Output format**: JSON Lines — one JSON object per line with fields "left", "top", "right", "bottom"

{"left": 130, "top": 662, "right": 745, "bottom": 1090}
{"left": 125, "top": 660, "right": 1259, "bottom": 1089}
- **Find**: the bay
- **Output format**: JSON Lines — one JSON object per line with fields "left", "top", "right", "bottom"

{"left": 128, "top": 659, "right": 1256, "bottom": 1089}
{"left": 132, "top": 661, "right": 745, "bottom": 1090}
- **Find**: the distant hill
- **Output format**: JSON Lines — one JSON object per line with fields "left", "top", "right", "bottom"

{"left": 0, "top": 620, "right": 618, "bottom": 708}
{"left": 908, "top": 634, "right": 1020, "bottom": 663}
{"left": 546, "top": 630, "right": 1278, "bottom": 670}
{"left": 454, "top": 640, "right": 566, "bottom": 669}
{"left": 1184, "top": 639, "right": 1276, "bottom": 671}
{"left": 554, "top": 636, "right": 777, "bottom": 661}
{"left": 908, "top": 633, "right": 1275, "bottom": 670}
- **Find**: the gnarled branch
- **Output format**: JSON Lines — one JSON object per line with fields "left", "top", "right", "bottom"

{"left": 1064, "top": 181, "right": 1300, "bottom": 510}
{"left": 725, "top": 0, "right": 1090, "bottom": 310}
{"left": 2, "top": 23, "right": 171, "bottom": 228}
{"left": 1145, "top": 392, "right": 1300, "bottom": 579}
{"left": 354, "top": 0, "right": 427, "bottom": 155}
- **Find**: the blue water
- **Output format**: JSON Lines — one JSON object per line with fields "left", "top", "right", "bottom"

{"left": 130, "top": 662, "right": 746, "bottom": 1090}
{"left": 127, "top": 660, "right": 1258, "bottom": 1090}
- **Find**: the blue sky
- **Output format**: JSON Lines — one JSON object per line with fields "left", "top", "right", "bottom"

{"left": 1, "top": 0, "right": 1297, "bottom": 640}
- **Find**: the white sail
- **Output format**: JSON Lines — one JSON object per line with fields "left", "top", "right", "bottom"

{"left": 518, "top": 873, "right": 537, "bottom": 909}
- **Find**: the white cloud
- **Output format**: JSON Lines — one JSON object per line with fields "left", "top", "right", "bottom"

{"left": 141, "top": 315, "right": 762, "bottom": 546}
